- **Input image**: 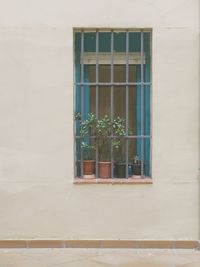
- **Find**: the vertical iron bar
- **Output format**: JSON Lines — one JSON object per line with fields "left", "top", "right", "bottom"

{"left": 96, "top": 30, "right": 99, "bottom": 179}
{"left": 80, "top": 30, "right": 84, "bottom": 178}
{"left": 149, "top": 31, "right": 152, "bottom": 178}
{"left": 149, "top": 86, "right": 152, "bottom": 178}
{"left": 111, "top": 30, "right": 114, "bottom": 178}
{"left": 73, "top": 30, "right": 76, "bottom": 177}
{"left": 125, "top": 30, "right": 129, "bottom": 179}
{"left": 141, "top": 30, "right": 144, "bottom": 178}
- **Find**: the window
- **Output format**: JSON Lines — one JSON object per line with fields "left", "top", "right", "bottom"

{"left": 74, "top": 29, "right": 151, "bottom": 180}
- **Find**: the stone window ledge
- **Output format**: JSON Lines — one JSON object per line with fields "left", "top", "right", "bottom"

{"left": 74, "top": 177, "right": 152, "bottom": 185}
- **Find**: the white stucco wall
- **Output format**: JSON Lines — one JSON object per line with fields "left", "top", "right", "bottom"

{"left": 0, "top": 0, "right": 199, "bottom": 240}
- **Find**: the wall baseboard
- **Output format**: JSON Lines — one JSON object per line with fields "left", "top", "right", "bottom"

{"left": 0, "top": 240, "right": 199, "bottom": 249}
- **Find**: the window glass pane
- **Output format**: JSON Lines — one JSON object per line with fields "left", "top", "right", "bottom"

{"left": 135, "top": 85, "right": 142, "bottom": 136}
{"left": 128, "top": 86, "right": 137, "bottom": 136}
{"left": 84, "top": 65, "right": 96, "bottom": 83}
{"left": 75, "top": 64, "right": 81, "bottom": 83}
{"left": 129, "top": 32, "right": 141, "bottom": 52}
{"left": 114, "top": 86, "right": 125, "bottom": 118}
{"left": 128, "top": 139, "right": 137, "bottom": 162}
{"left": 75, "top": 32, "right": 81, "bottom": 51}
{"left": 99, "top": 32, "right": 111, "bottom": 52}
{"left": 99, "top": 65, "right": 111, "bottom": 83}
{"left": 129, "top": 85, "right": 142, "bottom": 136}
{"left": 76, "top": 138, "right": 81, "bottom": 177}
{"left": 144, "top": 32, "right": 151, "bottom": 82}
{"left": 114, "top": 32, "right": 126, "bottom": 52}
{"left": 84, "top": 32, "right": 96, "bottom": 52}
{"left": 144, "top": 85, "right": 151, "bottom": 136}
{"left": 129, "top": 32, "right": 142, "bottom": 83}
{"left": 75, "top": 32, "right": 81, "bottom": 83}
{"left": 144, "top": 137, "right": 151, "bottom": 177}
{"left": 128, "top": 65, "right": 137, "bottom": 83}
{"left": 99, "top": 86, "right": 110, "bottom": 118}
{"left": 114, "top": 65, "right": 126, "bottom": 83}
{"left": 75, "top": 85, "right": 81, "bottom": 135}
{"left": 128, "top": 138, "right": 137, "bottom": 177}
{"left": 134, "top": 65, "right": 141, "bottom": 83}
{"left": 82, "top": 85, "right": 90, "bottom": 120}
{"left": 75, "top": 85, "right": 81, "bottom": 114}
{"left": 129, "top": 138, "right": 142, "bottom": 177}
{"left": 89, "top": 86, "right": 96, "bottom": 115}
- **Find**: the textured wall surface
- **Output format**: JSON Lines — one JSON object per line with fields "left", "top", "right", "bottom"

{"left": 0, "top": 0, "right": 199, "bottom": 239}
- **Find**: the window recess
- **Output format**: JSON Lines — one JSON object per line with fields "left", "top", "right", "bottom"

{"left": 74, "top": 29, "right": 152, "bottom": 180}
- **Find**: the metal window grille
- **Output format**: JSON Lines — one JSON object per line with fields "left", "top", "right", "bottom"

{"left": 74, "top": 29, "right": 152, "bottom": 179}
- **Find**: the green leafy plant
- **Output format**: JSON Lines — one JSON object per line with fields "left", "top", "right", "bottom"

{"left": 75, "top": 112, "right": 126, "bottom": 162}
{"left": 96, "top": 115, "right": 112, "bottom": 161}
{"left": 112, "top": 117, "right": 126, "bottom": 138}
{"left": 81, "top": 142, "right": 95, "bottom": 160}
{"left": 96, "top": 115, "right": 126, "bottom": 161}
{"left": 80, "top": 113, "right": 97, "bottom": 137}
{"left": 75, "top": 112, "right": 81, "bottom": 121}
{"left": 112, "top": 117, "right": 126, "bottom": 163}
{"left": 75, "top": 112, "right": 97, "bottom": 160}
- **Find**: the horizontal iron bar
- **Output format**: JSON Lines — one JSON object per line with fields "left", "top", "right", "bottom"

{"left": 75, "top": 82, "right": 151, "bottom": 86}
{"left": 74, "top": 28, "right": 152, "bottom": 32}
{"left": 75, "top": 135, "right": 152, "bottom": 139}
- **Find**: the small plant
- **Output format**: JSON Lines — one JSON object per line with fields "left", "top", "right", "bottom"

{"left": 96, "top": 115, "right": 112, "bottom": 161}
{"left": 75, "top": 112, "right": 97, "bottom": 160}
{"left": 80, "top": 113, "right": 97, "bottom": 137}
{"left": 95, "top": 115, "right": 126, "bottom": 161}
{"left": 75, "top": 112, "right": 81, "bottom": 121}
{"left": 112, "top": 116, "right": 126, "bottom": 138}
{"left": 133, "top": 155, "right": 141, "bottom": 164}
{"left": 75, "top": 112, "right": 97, "bottom": 176}
{"left": 112, "top": 117, "right": 126, "bottom": 163}
{"left": 81, "top": 141, "right": 95, "bottom": 160}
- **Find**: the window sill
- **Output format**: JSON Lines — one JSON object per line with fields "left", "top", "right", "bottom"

{"left": 74, "top": 177, "right": 152, "bottom": 185}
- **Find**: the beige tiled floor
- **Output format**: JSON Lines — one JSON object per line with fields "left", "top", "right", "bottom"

{"left": 0, "top": 248, "right": 200, "bottom": 267}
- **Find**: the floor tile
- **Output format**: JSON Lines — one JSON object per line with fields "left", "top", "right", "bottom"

{"left": 0, "top": 248, "right": 199, "bottom": 267}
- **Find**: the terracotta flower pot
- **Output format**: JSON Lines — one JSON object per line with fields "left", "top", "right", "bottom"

{"left": 83, "top": 160, "right": 95, "bottom": 175}
{"left": 98, "top": 162, "right": 111, "bottom": 178}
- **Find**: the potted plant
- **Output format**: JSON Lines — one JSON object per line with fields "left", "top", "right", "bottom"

{"left": 96, "top": 115, "right": 126, "bottom": 178}
{"left": 75, "top": 112, "right": 127, "bottom": 178}
{"left": 112, "top": 117, "right": 126, "bottom": 178}
{"left": 95, "top": 115, "right": 112, "bottom": 178}
{"left": 75, "top": 113, "right": 97, "bottom": 178}
{"left": 81, "top": 141, "right": 95, "bottom": 177}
